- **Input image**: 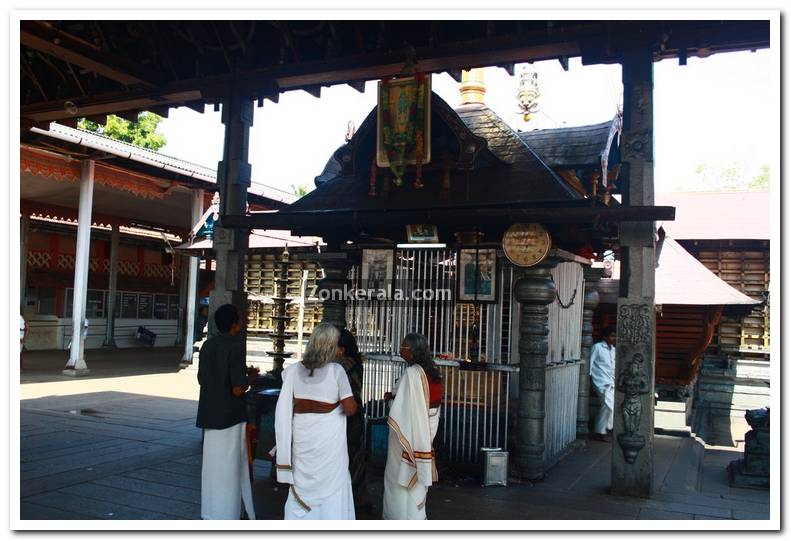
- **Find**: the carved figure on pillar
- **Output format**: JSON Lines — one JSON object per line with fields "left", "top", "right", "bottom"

{"left": 616, "top": 353, "right": 649, "bottom": 464}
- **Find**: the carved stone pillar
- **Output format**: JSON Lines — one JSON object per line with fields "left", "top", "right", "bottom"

{"left": 612, "top": 48, "right": 656, "bottom": 498}
{"left": 316, "top": 252, "right": 352, "bottom": 329}
{"left": 513, "top": 262, "right": 556, "bottom": 480}
{"left": 577, "top": 267, "right": 602, "bottom": 437}
{"left": 210, "top": 90, "right": 252, "bottom": 347}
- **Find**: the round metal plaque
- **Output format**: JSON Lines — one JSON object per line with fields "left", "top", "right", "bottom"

{"left": 502, "top": 223, "right": 552, "bottom": 267}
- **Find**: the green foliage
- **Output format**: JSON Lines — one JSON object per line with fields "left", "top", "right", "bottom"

{"left": 291, "top": 184, "right": 310, "bottom": 197}
{"left": 748, "top": 164, "right": 771, "bottom": 190}
{"left": 78, "top": 112, "right": 167, "bottom": 151}
{"left": 675, "top": 162, "right": 770, "bottom": 192}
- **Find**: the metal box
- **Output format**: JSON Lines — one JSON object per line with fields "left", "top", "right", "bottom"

{"left": 481, "top": 448, "right": 508, "bottom": 486}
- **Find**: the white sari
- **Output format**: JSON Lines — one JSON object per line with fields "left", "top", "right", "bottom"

{"left": 382, "top": 364, "right": 439, "bottom": 520}
{"left": 274, "top": 362, "right": 355, "bottom": 520}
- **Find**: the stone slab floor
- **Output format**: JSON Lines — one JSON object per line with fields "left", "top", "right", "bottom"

{"left": 18, "top": 349, "right": 771, "bottom": 523}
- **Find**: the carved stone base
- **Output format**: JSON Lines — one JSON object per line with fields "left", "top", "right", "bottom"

{"left": 617, "top": 432, "right": 646, "bottom": 464}
{"left": 728, "top": 459, "right": 769, "bottom": 490}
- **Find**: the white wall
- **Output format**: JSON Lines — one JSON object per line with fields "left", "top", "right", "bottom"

{"left": 26, "top": 317, "right": 179, "bottom": 350}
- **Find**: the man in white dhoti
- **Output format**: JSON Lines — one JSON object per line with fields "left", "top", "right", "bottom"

{"left": 383, "top": 333, "right": 442, "bottom": 520}
{"left": 274, "top": 323, "right": 358, "bottom": 520}
{"left": 590, "top": 326, "right": 617, "bottom": 442}
{"left": 196, "top": 304, "right": 257, "bottom": 520}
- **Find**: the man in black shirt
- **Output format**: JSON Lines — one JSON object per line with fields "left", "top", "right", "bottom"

{"left": 197, "top": 304, "right": 257, "bottom": 520}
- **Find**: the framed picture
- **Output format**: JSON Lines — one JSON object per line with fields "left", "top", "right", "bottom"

{"left": 376, "top": 75, "right": 432, "bottom": 167}
{"left": 361, "top": 249, "right": 395, "bottom": 294}
{"left": 457, "top": 248, "right": 498, "bottom": 304}
{"left": 405, "top": 224, "right": 439, "bottom": 243}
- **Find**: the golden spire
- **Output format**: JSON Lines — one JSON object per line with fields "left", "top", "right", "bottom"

{"left": 460, "top": 68, "right": 486, "bottom": 105}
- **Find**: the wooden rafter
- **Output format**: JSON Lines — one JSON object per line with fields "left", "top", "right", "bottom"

{"left": 21, "top": 21, "right": 161, "bottom": 87}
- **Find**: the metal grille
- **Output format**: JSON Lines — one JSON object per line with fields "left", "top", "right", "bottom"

{"left": 543, "top": 360, "right": 581, "bottom": 464}
{"left": 349, "top": 249, "right": 516, "bottom": 363}
{"left": 363, "top": 354, "right": 516, "bottom": 464}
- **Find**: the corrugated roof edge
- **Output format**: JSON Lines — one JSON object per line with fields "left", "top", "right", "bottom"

{"left": 31, "top": 123, "right": 298, "bottom": 205}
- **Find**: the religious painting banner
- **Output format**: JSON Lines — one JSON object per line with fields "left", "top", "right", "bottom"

{"left": 376, "top": 74, "right": 431, "bottom": 187}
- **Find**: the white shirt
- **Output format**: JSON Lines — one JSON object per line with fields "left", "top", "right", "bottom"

{"left": 589, "top": 341, "right": 616, "bottom": 391}
{"left": 20, "top": 315, "right": 26, "bottom": 341}
{"left": 291, "top": 362, "right": 353, "bottom": 404}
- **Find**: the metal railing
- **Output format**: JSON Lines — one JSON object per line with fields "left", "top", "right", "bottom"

{"left": 363, "top": 354, "right": 517, "bottom": 464}
{"left": 543, "top": 360, "right": 581, "bottom": 465}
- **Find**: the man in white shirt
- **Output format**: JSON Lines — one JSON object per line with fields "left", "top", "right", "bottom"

{"left": 589, "top": 326, "right": 616, "bottom": 442}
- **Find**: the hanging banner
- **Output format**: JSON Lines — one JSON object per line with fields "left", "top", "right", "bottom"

{"left": 376, "top": 74, "right": 431, "bottom": 185}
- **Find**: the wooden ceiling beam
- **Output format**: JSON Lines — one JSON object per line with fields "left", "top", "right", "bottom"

{"left": 21, "top": 21, "right": 162, "bottom": 87}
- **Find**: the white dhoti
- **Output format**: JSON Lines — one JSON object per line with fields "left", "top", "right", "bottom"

{"left": 274, "top": 364, "right": 355, "bottom": 520}
{"left": 382, "top": 365, "right": 438, "bottom": 520}
{"left": 201, "top": 421, "right": 256, "bottom": 520}
{"left": 593, "top": 384, "right": 614, "bottom": 435}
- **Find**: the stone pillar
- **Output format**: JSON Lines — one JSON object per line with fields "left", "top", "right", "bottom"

{"left": 20, "top": 214, "right": 30, "bottom": 310}
{"left": 316, "top": 250, "right": 352, "bottom": 329}
{"left": 513, "top": 261, "right": 556, "bottom": 480}
{"left": 182, "top": 189, "right": 204, "bottom": 362}
{"left": 103, "top": 223, "right": 120, "bottom": 347}
{"left": 611, "top": 48, "right": 656, "bottom": 498}
{"left": 64, "top": 160, "right": 95, "bottom": 376}
{"left": 577, "top": 267, "right": 602, "bottom": 437}
{"left": 209, "top": 91, "right": 252, "bottom": 342}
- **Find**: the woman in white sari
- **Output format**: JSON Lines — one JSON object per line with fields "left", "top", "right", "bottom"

{"left": 383, "top": 333, "right": 443, "bottom": 520}
{"left": 274, "top": 323, "right": 357, "bottom": 520}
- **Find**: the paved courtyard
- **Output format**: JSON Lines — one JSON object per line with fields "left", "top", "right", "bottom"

{"left": 18, "top": 349, "right": 771, "bottom": 523}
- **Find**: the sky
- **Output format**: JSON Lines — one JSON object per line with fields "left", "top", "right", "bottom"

{"left": 157, "top": 48, "right": 774, "bottom": 197}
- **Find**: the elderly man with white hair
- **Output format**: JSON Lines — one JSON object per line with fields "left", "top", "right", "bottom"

{"left": 274, "top": 323, "right": 358, "bottom": 520}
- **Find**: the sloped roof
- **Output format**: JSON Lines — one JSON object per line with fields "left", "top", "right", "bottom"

{"left": 518, "top": 118, "right": 618, "bottom": 168}
{"left": 295, "top": 96, "right": 579, "bottom": 214}
{"left": 656, "top": 238, "right": 760, "bottom": 305}
{"left": 655, "top": 191, "right": 770, "bottom": 240}
{"left": 601, "top": 237, "right": 760, "bottom": 306}
{"left": 30, "top": 123, "right": 298, "bottom": 206}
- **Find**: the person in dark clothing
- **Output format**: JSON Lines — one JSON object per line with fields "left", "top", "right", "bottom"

{"left": 335, "top": 328, "right": 373, "bottom": 513}
{"left": 196, "top": 304, "right": 258, "bottom": 520}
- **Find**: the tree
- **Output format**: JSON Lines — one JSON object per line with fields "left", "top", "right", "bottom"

{"left": 78, "top": 112, "right": 167, "bottom": 151}
{"left": 748, "top": 164, "right": 770, "bottom": 190}
{"left": 291, "top": 184, "right": 310, "bottom": 197}
{"left": 675, "top": 162, "right": 769, "bottom": 192}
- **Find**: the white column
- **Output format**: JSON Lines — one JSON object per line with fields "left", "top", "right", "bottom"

{"left": 103, "top": 223, "right": 120, "bottom": 347}
{"left": 64, "top": 160, "right": 95, "bottom": 375}
{"left": 182, "top": 189, "right": 204, "bottom": 362}
{"left": 20, "top": 214, "right": 30, "bottom": 310}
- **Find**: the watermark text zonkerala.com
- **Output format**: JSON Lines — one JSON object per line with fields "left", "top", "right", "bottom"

{"left": 308, "top": 284, "right": 452, "bottom": 302}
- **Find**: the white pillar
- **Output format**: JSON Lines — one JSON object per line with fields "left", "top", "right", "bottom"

{"left": 182, "top": 189, "right": 204, "bottom": 362}
{"left": 20, "top": 215, "right": 30, "bottom": 310}
{"left": 64, "top": 160, "right": 95, "bottom": 376}
{"left": 103, "top": 223, "right": 120, "bottom": 347}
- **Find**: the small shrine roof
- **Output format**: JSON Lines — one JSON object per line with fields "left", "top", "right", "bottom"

{"left": 518, "top": 118, "right": 620, "bottom": 169}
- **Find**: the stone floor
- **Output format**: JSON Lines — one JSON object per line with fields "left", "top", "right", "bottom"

{"left": 18, "top": 349, "right": 772, "bottom": 523}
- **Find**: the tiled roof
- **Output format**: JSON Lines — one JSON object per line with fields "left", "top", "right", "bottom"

{"left": 518, "top": 119, "right": 618, "bottom": 168}
{"left": 32, "top": 123, "right": 298, "bottom": 205}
